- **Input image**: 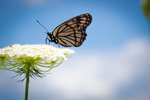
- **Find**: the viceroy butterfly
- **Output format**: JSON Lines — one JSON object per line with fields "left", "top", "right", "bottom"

{"left": 37, "top": 13, "right": 92, "bottom": 47}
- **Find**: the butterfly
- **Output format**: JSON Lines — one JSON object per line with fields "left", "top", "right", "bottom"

{"left": 36, "top": 13, "right": 92, "bottom": 47}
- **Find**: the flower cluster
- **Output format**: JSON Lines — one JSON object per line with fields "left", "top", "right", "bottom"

{"left": 0, "top": 44, "right": 75, "bottom": 80}
{"left": 0, "top": 44, "right": 74, "bottom": 62}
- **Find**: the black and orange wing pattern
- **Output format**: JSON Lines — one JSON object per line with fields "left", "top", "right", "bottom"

{"left": 52, "top": 13, "right": 92, "bottom": 47}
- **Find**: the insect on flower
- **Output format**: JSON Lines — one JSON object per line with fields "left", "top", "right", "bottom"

{"left": 36, "top": 13, "right": 92, "bottom": 47}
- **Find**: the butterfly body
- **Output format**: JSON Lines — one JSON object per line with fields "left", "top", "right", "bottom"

{"left": 38, "top": 13, "right": 92, "bottom": 47}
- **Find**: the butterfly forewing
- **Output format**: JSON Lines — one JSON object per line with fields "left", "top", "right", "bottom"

{"left": 52, "top": 13, "right": 92, "bottom": 47}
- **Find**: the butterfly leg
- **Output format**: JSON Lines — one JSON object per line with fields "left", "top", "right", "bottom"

{"left": 45, "top": 36, "right": 52, "bottom": 45}
{"left": 58, "top": 43, "right": 60, "bottom": 48}
{"left": 45, "top": 37, "right": 48, "bottom": 44}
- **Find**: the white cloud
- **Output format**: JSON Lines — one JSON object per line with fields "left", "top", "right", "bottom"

{"left": 0, "top": 38, "right": 150, "bottom": 100}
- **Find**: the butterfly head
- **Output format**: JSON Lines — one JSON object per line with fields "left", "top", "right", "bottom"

{"left": 47, "top": 32, "right": 51, "bottom": 36}
{"left": 47, "top": 32, "right": 53, "bottom": 40}
{"left": 47, "top": 32, "right": 58, "bottom": 44}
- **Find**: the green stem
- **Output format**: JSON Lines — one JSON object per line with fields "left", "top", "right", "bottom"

{"left": 25, "top": 63, "right": 30, "bottom": 100}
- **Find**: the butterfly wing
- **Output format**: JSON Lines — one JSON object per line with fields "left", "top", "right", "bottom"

{"left": 52, "top": 13, "right": 92, "bottom": 47}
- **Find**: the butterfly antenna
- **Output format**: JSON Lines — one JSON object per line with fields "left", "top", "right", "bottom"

{"left": 36, "top": 20, "right": 49, "bottom": 32}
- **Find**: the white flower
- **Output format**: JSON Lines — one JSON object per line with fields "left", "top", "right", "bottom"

{"left": 0, "top": 44, "right": 75, "bottom": 63}
{"left": 0, "top": 44, "right": 75, "bottom": 74}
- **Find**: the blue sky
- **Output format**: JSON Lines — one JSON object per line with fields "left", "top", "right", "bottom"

{"left": 0, "top": 0, "right": 149, "bottom": 50}
{"left": 0, "top": 0, "right": 150, "bottom": 100}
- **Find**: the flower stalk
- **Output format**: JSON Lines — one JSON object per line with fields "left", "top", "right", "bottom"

{"left": 25, "top": 62, "right": 30, "bottom": 100}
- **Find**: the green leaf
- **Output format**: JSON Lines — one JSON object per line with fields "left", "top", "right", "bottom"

{"left": 141, "top": 0, "right": 150, "bottom": 22}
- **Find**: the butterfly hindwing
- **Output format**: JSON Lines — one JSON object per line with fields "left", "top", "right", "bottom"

{"left": 52, "top": 13, "right": 92, "bottom": 47}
